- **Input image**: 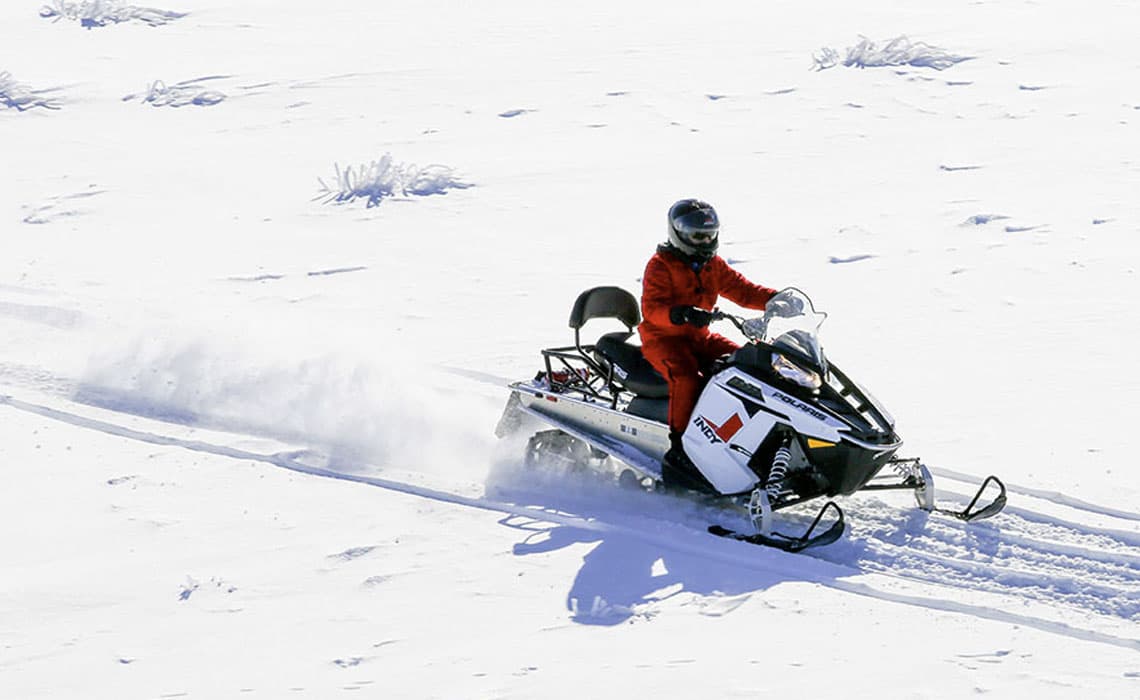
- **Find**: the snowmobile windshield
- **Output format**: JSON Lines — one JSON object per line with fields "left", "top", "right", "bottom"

{"left": 743, "top": 288, "right": 828, "bottom": 372}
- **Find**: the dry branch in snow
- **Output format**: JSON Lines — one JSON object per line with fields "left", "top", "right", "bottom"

{"left": 813, "top": 36, "right": 972, "bottom": 71}
{"left": 316, "top": 154, "right": 471, "bottom": 207}
{"left": 40, "top": 0, "right": 185, "bottom": 28}
{"left": 0, "top": 71, "right": 61, "bottom": 111}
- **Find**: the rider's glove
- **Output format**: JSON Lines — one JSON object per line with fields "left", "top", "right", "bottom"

{"left": 669, "top": 305, "right": 714, "bottom": 328}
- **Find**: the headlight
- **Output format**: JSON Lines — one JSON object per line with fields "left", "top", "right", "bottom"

{"left": 771, "top": 353, "right": 821, "bottom": 391}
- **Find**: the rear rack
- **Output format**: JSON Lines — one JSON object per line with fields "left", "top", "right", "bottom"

{"left": 539, "top": 343, "right": 623, "bottom": 408}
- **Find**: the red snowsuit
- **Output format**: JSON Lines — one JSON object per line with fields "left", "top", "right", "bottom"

{"left": 639, "top": 246, "right": 776, "bottom": 435}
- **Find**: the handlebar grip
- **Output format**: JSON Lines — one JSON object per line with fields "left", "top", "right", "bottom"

{"left": 715, "top": 311, "right": 745, "bottom": 332}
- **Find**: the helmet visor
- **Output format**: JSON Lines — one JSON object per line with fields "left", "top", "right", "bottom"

{"left": 673, "top": 209, "right": 719, "bottom": 245}
{"left": 684, "top": 228, "right": 717, "bottom": 243}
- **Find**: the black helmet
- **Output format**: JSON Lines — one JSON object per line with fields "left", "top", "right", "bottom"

{"left": 667, "top": 199, "right": 719, "bottom": 262}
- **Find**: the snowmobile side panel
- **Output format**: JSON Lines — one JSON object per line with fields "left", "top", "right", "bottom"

{"left": 683, "top": 367, "right": 904, "bottom": 496}
{"left": 509, "top": 383, "right": 669, "bottom": 478}
{"left": 683, "top": 369, "right": 779, "bottom": 494}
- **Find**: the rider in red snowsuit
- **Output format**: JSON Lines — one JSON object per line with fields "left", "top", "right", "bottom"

{"left": 640, "top": 247, "right": 776, "bottom": 433}
{"left": 640, "top": 199, "right": 776, "bottom": 488}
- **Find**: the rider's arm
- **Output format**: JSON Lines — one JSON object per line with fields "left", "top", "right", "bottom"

{"left": 712, "top": 258, "right": 777, "bottom": 310}
{"left": 641, "top": 255, "right": 678, "bottom": 327}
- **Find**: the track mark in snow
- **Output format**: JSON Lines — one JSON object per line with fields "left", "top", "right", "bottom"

{"left": 308, "top": 266, "right": 367, "bottom": 277}
{"left": 828, "top": 254, "right": 876, "bottom": 264}
{"left": 810, "top": 494, "right": 1140, "bottom": 637}
{"left": 832, "top": 578, "right": 1139, "bottom": 652}
{"left": 22, "top": 189, "right": 105, "bottom": 224}
{"left": 6, "top": 393, "right": 1140, "bottom": 651}
{"left": 330, "top": 546, "right": 377, "bottom": 561}
{"left": 498, "top": 109, "right": 532, "bottom": 118}
{"left": 227, "top": 273, "right": 285, "bottom": 282}
{"left": 940, "top": 164, "right": 983, "bottom": 172}
{"left": 225, "top": 267, "right": 368, "bottom": 282}
{"left": 957, "top": 649, "right": 1011, "bottom": 661}
{"left": 961, "top": 214, "right": 1009, "bottom": 226}
{"left": 0, "top": 361, "right": 75, "bottom": 398}
{"left": 0, "top": 301, "right": 83, "bottom": 329}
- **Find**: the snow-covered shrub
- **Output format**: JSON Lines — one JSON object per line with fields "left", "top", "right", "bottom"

{"left": 126, "top": 79, "right": 226, "bottom": 107}
{"left": 40, "top": 0, "right": 185, "bottom": 28}
{"left": 0, "top": 71, "right": 61, "bottom": 111}
{"left": 316, "top": 154, "right": 471, "bottom": 207}
{"left": 813, "top": 36, "right": 971, "bottom": 71}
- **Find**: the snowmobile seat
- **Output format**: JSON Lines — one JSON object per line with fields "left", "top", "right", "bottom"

{"left": 565, "top": 286, "right": 669, "bottom": 399}
{"left": 594, "top": 332, "right": 669, "bottom": 399}
{"left": 568, "top": 286, "right": 641, "bottom": 331}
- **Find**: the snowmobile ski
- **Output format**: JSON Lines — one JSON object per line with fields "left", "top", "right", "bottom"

{"left": 875, "top": 458, "right": 1007, "bottom": 522}
{"left": 708, "top": 501, "right": 845, "bottom": 553}
{"left": 928, "top": 475, "right": 1007, "bottom": 522}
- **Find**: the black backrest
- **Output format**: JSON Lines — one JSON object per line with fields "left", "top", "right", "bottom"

{"left": 568, "top": 286, "right": 640, "bottom": 330}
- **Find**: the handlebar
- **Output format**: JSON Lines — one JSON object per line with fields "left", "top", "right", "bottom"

{"left": 711, "top": 309, "right": 771, "bottom": 343}
{"left": 710, "top": 309, "right": 747, "bottom": 334}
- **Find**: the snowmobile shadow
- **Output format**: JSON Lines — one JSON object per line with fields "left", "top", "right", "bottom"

{"left": 487, "top": 457, "right": 811, "bottom": 627}
{"left": 504, "top": 514, "right": 791, "bottom": 626}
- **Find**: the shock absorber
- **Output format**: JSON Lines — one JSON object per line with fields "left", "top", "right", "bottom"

{"left": 766, "top": 437, "right": 794, "bottom": 499}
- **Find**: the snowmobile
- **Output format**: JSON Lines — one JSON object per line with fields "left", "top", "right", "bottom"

{"left": 496, "top": 286, "right": 1006, "bottom": 551}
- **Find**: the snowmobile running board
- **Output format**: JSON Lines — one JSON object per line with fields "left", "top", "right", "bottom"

{"left": 708, "top": 501, "right": 845, "bottom": 553}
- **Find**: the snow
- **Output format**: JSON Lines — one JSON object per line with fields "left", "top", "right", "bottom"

{"left": 2, "top": 0, "right": 1139, "bottom": 697}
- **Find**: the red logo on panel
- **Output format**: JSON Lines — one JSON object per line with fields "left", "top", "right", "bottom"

{"left": 705, "top": 413, "right": 744, "bottom": 442}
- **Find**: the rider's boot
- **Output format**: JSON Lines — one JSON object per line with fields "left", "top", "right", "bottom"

{"left": 660, "top": 431, "right": 716, "bottom": 494}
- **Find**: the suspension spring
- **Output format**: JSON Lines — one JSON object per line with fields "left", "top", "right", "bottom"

{"left": 767, "top": 440, "right": 793, "bottom": 497}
